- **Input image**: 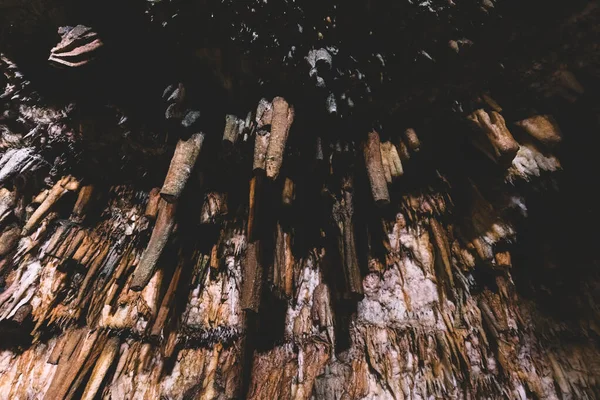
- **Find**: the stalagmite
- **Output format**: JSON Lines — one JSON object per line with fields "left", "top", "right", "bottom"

{"left": 160, "top": 132, "right": 205, "bottom": 203}
{"left": 266, "top": 97, "right": 294, "bottom": 180}
{"left": 364, "top": 130, "right": 390, "bottom": 205}
{"left": 130, "top": 200, "right": 177, "bottom": 290}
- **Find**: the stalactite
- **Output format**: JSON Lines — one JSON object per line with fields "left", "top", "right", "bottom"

{"left": 266, "top": 97, "right": 294, "bottom": 180}
{"left": 515, "top": 115, "right": 563, "bottom": 147}
{"left": 160, "top": 132, "right": 205, "bottom": 203}
{"left": 241, "top": 240, "right": 263, "bottom": 313}
{"left": 130, "top": 200, "right": 177, "bottom": 290}
{"left": 22, "top": 175, "right": 80, "bottom": 235}
{"left": 467, "top": 109, "right": 520, "bottom": 166}
{"left": 364, "top": 130, "right": 390, "bottom": 206}
{"left": 1, "top": 1, "right": 600, "bottom": 398}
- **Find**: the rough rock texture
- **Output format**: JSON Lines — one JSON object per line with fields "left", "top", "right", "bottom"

{"left": 1, "top": 0, "right": 600, "bottom": 399}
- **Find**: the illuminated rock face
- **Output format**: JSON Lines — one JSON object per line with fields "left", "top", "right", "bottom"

{"left": 1, "top": 0, "right": 600, "bottom": 399}
{"left": 48, "top": 25, "right": 103, "bottom": 68}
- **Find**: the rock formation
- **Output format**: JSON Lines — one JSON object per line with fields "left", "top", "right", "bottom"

{"left": 0, "top": 0, "right": 599, "bottom": 398}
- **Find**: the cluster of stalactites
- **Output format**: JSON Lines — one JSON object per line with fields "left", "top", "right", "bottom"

{"left": 0, "top": 49, "right": 590, "bottom": 400}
